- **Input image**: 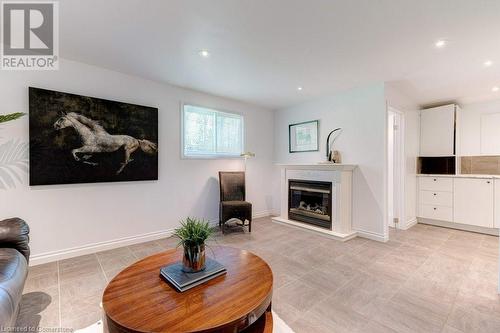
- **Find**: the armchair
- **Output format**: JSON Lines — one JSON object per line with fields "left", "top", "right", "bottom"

{"left": 219, "top": 172, "right": 252, "bottom": 233}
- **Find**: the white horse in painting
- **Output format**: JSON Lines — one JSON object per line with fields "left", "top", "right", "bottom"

{"left": 53, "top": 112, "right": 157, "bottom": 174}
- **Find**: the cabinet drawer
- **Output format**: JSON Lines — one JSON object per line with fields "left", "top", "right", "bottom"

{"left": 419, "top": 177, "right": 453, "bottom": 192}
{"left": 419, "top": 190, "right": 453, "bottom": 206}
{"left": 419, "top": 204, "right": 453, "bottom": 221}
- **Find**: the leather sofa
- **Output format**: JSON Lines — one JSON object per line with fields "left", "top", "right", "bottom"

{"left": 0, "top": 218, "right": 30, "bottom": 328}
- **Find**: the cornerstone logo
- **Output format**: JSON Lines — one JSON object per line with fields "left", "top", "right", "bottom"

{"left": 1, "top": 1, "right": 58, "bottom": 70}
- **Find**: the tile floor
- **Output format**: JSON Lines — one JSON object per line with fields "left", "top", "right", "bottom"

{"left": 17, "top": 217, "right": 500, "bottom": 333}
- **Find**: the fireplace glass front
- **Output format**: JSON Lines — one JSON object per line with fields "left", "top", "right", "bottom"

{"left": 288, "top": 179, "right": 332, "bottom": 229}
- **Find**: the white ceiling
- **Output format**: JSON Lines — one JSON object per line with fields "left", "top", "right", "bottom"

{"left": 60, "top": 0, "right": 500, "bottom": 109}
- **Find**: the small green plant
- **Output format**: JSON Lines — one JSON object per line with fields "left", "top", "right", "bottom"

{"left": 174, "top": 217, "right": 213, "bottom": 247}
{"left": 0, "top": 112, "right": 25, "bottom": 124}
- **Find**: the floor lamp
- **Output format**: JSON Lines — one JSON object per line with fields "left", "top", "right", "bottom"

{"left": 240, "top": 151, "right": 255, "bottom": 172}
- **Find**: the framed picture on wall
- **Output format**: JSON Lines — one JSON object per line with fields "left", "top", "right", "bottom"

{"left": 29, "top": 87, "right": 158, "bottom": 186}
{"left": 289, "top": 120, "right": 319, "bottom": 153}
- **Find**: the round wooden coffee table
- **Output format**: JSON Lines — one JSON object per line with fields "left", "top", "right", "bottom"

{"left": 102, "top": 246, "right": 273, "bottom": 333}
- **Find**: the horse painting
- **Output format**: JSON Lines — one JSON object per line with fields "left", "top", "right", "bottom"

{"left": 53, "top": 112, "right": 158, "bottom": 174}
{"left": 29, "top": 87, "right": 158, "bottom": 186}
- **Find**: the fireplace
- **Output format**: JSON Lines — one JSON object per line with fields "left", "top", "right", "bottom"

{"left": 288, "top": 179, "right": 332, "bottom": 229}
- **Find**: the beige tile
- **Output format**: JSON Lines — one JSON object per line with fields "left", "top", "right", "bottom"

{"left": 128, "top": 240, "right": 165, "bottom": 259}
{"left": 16, "top": 217, "right": 500, "bottom": 333}
{"left": 401, "top": 275, "right": 459, "bottom": 306}
{"left": 156, "top": 236, "right": 179, "bottom": 249}
{"left": 308, "top": 297, "right": 369, "bottom": 333}
{"left": 58, "top": 254, "right": 103, "bottom": 283}
{"left": 357, "top": 320, "right": 399, "bottom": 333}
{"left": 289, "top": 311, "right": 341, "bottom": 333}
{"left": 374, "top": 298, "right": 446, "bottom": 333}
{"left": 470, "top": 156, "right": 500, "bottom": 174}
{"left": 275, "top": 279, "right": 328, "bottom": 312}
{"left": 25, "top": 263, "right": 59, "bottom": 293}
{"left": 441, "top": 325, "right": 465, "bottom": 333}
{"left": 447, "top": 304, "right": 500, "bottom": 333}
{"left": 96, "top": 247, "right": 137, "bottom": 278}
{"left": 330, "top": 272, "right": 400, "bottom": 317}
{"left": 61, "top": 310, "right": 102, "bottom": 331}
{"left": 17, "top": 287, "right": 60, "bottom": 329}
{"left": 272, "top": 300, "right": 303, "bottom": 326}
{"left": 415, "top": 253, "right": 471, "bottom": 289}
{"left": 460, "top": 157, "right": 472, "bottom": 174}
{"left": 299, "top": 262, "right": 358, "bottom": 294}
{"left": 59, "top": 272, "right": 106, "bottom": 302}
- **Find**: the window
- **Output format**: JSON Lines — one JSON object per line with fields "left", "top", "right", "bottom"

{"left": 182, "top": 104, "right": 244, "bottom": 158}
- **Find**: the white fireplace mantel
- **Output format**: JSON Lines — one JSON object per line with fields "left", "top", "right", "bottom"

{"left": 272, "top": 163, "right": 357, "bottom": 241}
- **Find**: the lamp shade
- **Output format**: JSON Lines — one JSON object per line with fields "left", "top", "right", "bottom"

{"left": 240, "top": 152, "right": 256, "bottom": 158}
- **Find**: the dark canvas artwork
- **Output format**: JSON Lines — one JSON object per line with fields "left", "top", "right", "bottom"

{"left": 29, "top": 87, "right": 158, "bottom": 185}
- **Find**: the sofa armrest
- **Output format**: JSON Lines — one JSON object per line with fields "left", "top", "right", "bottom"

{"left": 0, "top": 218, "right": 30, "bottom": 262}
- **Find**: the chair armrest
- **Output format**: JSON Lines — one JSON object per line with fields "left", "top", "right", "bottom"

{"left": 0, "top": 218, "right": 30, "bottom": 262}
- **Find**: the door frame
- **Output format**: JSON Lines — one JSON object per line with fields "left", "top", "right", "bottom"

{"left": 387, "top": 107, "right": 406, "bottom": 230}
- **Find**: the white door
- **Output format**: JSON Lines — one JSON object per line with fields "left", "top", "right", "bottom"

{"left": 420, "top": 104, "right": 455, "bottom": 156}
{"left": 453, "top": 178, "right": 494, "bottom": 227}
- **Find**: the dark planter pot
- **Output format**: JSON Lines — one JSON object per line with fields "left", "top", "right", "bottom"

{"left": 182, "top": 243, "right": 206, "bottom": 273}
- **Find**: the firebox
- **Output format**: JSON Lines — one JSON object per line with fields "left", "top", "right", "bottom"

{"left": 288, "top": 179, "right": 332, "bottom": 229}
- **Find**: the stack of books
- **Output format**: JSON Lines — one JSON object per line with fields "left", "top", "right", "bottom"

{"left": 160, "top": 258, "right": 226, "bottom": 292}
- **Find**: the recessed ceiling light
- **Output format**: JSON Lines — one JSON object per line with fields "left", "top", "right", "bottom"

{"left": 492, "top": 86, "right": 499, "bottom": 92}
{"left": 484, "top": 60, "right": 493, "bottom": 67}
{"left": 198, "top": 49, "right": 210, "bottom": 58}
{"left": 297, "top": 86, "right": 303, "bottom": 91}
{"left": 435, "top": 40, "right": 447, "bottom": 48}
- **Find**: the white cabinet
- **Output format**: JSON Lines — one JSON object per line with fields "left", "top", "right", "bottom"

{"left": 418, "top": 176, "right": 453, "bottom": 222}
{"left": 480, "top": 113, "right": 500, "bottom": 155}
{"left": 419, "top": 177, "right": 453, "bottom": 192}
{"left": 453, "top": 178, "right": 494, "bottom": 228}
{"left": 420, "top": 104, "right": 456, "bottom": 156}
{"left": 495, "top": 179, "right": 500, "bottom": 228}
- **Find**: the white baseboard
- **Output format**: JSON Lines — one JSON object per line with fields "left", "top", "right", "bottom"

{"left": 30, "top": 228, "right": 175, "bottom": 266}
{"left": 401, "top": 217, "right": 418, "bottom": 230}
{"left": 355, "top": 229, "right": 389, "bottom": 242}
{"left": 253, "top": 210, "right": 272, "bottom": 219}
{"left": 30, "top": 210, "right": 272, "bottom": 267}
{"left": 418, "top": 218, "right": 499, "bottom": 236}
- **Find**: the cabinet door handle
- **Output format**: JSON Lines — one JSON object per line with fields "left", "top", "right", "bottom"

{"left": 487, "top": 181, "right": 491, "bottom": 184}
{"left": 433, "top": 207, "right": 437, "bottom": 210}
{"left": 433, "top": 179, "right": 437, "bottom": 182}
{"left": 433, "top": 193, "right": 437, "bottom": 196}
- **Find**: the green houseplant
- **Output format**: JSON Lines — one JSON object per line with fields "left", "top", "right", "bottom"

{"left": 174, "top": 217, "right": 213, "bottom": 273}
{"left": 0, "top": 112, "right": 25, "bottom": 124}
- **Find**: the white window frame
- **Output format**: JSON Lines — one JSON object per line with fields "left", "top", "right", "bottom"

{"left": 180, "top": 103, "right": 245, "bottom": 159}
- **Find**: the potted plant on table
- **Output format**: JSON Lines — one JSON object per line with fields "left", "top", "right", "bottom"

{"left": 174, "top": 217, "right": 213, "bottom": 273}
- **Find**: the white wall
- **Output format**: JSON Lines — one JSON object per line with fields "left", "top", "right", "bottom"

{"left": 0, "top": 59, "right": 275, "bottom": 264}
{"left": 385, "top": 84, "right": 420, "bottom": 229}
{"left": 273, "top": 83, "right": 388, "bottom": 241}
{"left": 459, "top": 98, "right": 500, "bottom": 156}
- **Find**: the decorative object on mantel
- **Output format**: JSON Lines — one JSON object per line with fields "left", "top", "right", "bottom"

{"left": 29, "top": 87, "right": 158, "bottom": 186}
{"left": 326, "top": 127, "right": 342, "bottom": 162}
{"left": 173, "top": 217, "right": 213, "bottom": 273}
{"left": 240, "top": 151, "right": 255, "bottom": 171}
{"left": 289, "top": 120, "right": 319, "bottom": 153}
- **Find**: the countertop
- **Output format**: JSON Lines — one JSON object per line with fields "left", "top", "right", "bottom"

{"left": 417, "top": 174, "right": 500, "bottom": 179}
